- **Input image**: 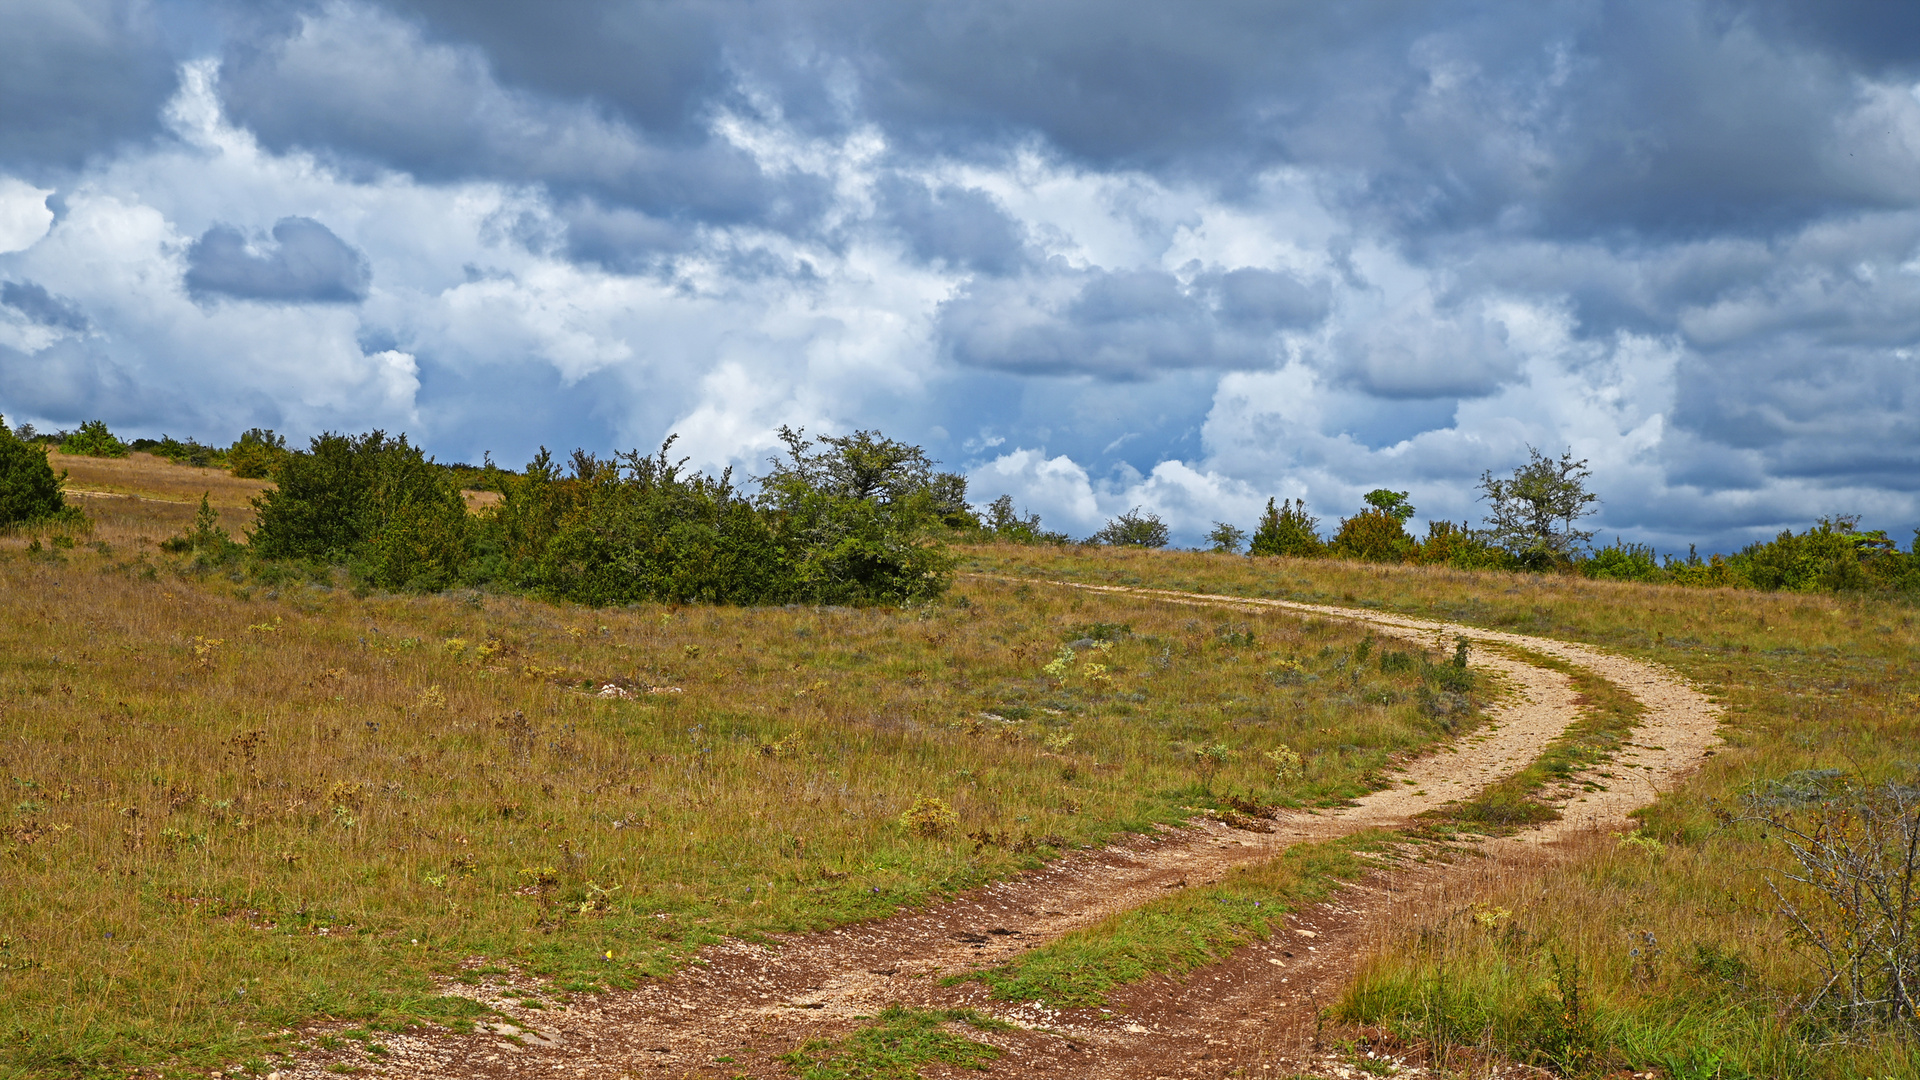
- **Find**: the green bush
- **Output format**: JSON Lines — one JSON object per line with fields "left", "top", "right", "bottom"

{"left": 0, "top": 418, "right": 68, "bottom": 526}
{"left": 1329, "top": 508, "right": 1414, "bottom": 562}
{"left": 482, "top": 445, "right": 794, "bottom": 605}
{"left": 974, "top": 494, "right": 1070, "bottom": 545}
{"left": 249, "top": 431, "right": 468, "bottom": 590}
{"left": 1248, "top": 498, "right": 1324, "bottom": 557}
{"left": 226, "top": 428, "right": 287, "bottom": 479}
{"left": 60, "top": 419, "right": 129, "bottom": 458}
{"left": 472, "top": 427, "right": 956, "bottom": 607}
{"left": 1087, "top": 507, "right": 1170, "bottom": 548}
{"left": 1582, "top": 539, "right": 1667, "bottom": 583}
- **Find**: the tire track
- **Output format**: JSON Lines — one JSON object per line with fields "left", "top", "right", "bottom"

{"left": 273, "top": 579, "right": 1721, "bottom": 1080}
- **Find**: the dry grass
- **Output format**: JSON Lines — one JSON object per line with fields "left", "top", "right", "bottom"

{"left": 47, "top": 450, "right": 269, "bottom": 511}
{"left": 0, "top": 505, "right": 1484, "bottom": 1075}
{"left": 964, "top": 543, "right": 1920, "bottom": 1076}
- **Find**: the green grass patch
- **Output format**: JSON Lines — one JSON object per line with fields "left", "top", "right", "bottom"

{"left": 780, "top": 1005, "right": 1010, "bottom": 1079}
{"left": 972, "top": 830, "right": 1397, "bottom": 1008}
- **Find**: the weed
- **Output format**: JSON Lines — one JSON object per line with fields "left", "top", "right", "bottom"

{"left": 780, "top": 1004, "right": 1006, "bottom": 1079}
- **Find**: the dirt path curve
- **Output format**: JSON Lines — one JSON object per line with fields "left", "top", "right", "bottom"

{"left": 278, "top": 581, "right": 1721, "bottom": 1080}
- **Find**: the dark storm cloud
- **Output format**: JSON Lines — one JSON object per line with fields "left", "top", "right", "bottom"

{"left": 216, "top": 2, "right": 797, "bottom": 226}
{"left": 185, "top": 217, "right": 372, "bottom": 304}
{"left": 940, "top": 266, "right": 1325, "bottom": 379}
{"left": 1, "top": 281, "right": 90, "bottom": 332}
{"left": 0, "top": 0, "right": 178, "bottom": 170}
{"left": 874, "top": 177, "right": 1027, "bottom": 273}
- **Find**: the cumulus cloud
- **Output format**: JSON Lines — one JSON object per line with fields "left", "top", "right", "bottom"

{"left": 185, "top": 217, "right": 372, "bottom": 304}
{"left": 940, "top": 264, "right": 1324, "bottom": 379}
{"left": 1, "top": 281, "right": 89, "bottom": 331}
{"left": 0, "top": 1, "right": 1918, "bottom": 553}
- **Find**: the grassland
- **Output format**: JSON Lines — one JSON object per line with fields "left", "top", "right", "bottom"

{"left": 963, "top": 543, "right": 1920, "bottom": 1078}
{"left": 0, "top": 456, "right": 1490, "bottom": 1077}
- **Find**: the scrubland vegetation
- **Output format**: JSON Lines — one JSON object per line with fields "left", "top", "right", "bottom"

{"left": 8, "top": 418, "right": 1920, "bottom": 1078}
{"left": 0, "top": 460, "right": 1489, "bottom": 1076}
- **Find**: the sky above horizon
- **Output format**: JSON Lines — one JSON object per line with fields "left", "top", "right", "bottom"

{"left": 2, "top": 0, "right": 1918, "bottom": 552}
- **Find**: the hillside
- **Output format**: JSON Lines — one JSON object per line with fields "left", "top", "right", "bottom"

{"left": 0, "top": 453, "right": 1915, "bottom": 1078}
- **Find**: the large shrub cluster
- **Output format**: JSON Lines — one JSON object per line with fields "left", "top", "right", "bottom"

{"left": 0, "top": 416, "right": 67, "bottom": 527}
{"left": 242, "top": 426, "right": 955, "bottom": 605}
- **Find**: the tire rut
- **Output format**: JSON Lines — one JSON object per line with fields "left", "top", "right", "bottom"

{"left": 274, "top": 581, "right": 1721, "bottom": 1080}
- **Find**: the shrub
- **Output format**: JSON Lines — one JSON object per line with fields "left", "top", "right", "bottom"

{"left": 250, "top": 431, "right": 468, "bottom": 590}
{"left": 977, "top": 495, "right": 1069, "bottom": 545}
{"left": 1411, "top": 520, "right": 1508, "bottom": 569}
{"left": 1248, "top": 498, "right": 1323, "bottom": 557}
{"left": 1088, "top": 506, "right": 1169, "bottom": 548}
{"left": 1329, "top": 508, "right": 1414, "bottom": 562}
{"left": 1206, "top": 521, "right": 1247, "bottom": 553}
{"left": 1744, "top": 778, "right": 1920, "bottom": 1027}
{"left": 159, "top": 495, "right": 243, "bottom": 565}
{"left": 758, "top": 428, "right": 957, "bottom": 604}
{"left": 1582, "top": 539, "right": 1667, "bottom": 582}
{"left": 479, "top": 428, "right": 956, "bottom": 607}
{"left": 899, "top": 796, "right": 960, "bottom": 840}
{"left": 59, "top": 419, "right": 129, "bottom": 458}
{"left": 226, "top": 428, "right": 288, "bottom": 479}
{"left": 0, "top": 417, "right": 67, "bottom": 526}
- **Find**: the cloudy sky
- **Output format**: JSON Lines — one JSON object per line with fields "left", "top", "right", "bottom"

{"left": 2, "top": 0, "right": 1918, "bottom": 551}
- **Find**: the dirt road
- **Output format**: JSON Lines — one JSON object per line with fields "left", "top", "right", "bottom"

{"left": 275, "top": 581, "right": 1721, "bottom": 1080}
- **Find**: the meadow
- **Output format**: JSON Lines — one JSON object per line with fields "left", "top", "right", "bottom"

{"left": 964, "top": 544, "right": 1920, "bottom": 1078}
{"left": 0, "top": 457, "right": 1487, "bottom": 1077}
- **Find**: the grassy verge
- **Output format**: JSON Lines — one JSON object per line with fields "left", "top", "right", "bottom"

{"left": 780, "top": 1005, "right": 1010, "bottom": 1079}
{"left": 1419, "top": 648, "right": 1645, "bottom": 835}
{"left": 966, "top": 542, "right": 1920, "bottom": 1077}
{"left": 0, "top": 464, "right": 1494, "bottom": 1078}
{"left": 973, "top": 830, "right": 1397, "bottom": 1009}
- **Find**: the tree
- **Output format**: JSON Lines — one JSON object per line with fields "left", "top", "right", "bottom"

{"left": 1089, "top": 507, "right": 1169, "bottom": 548}
{"left": 249, "top": 431, "right": 469, "bottom": 590}
{"left": 980, "top": 495, "right": 1069, "bottom": 545}
{"left": 1248, "top": 498, "right": 1324, "bottom": 557}
{"left": 60, "top": 419, "right": 128, "bottom": 458}
{"left": 1330, "top": 507, "right": 1414, "bottom": 562}
{"left": 227, "top": 428, "right": 288, "bottom": 479}
{"left": 0, "top": 415, "right": 67, "bottom": 526}
{"left": 1363, "top": 489, "right": 1414, "bottom": 521}
{"left": 757, "top": 427, "right": 957, "bottom": 603}
{"left": 1207, "top": 521, "right": 1247, "bottom": 553}
{"left": 1479, "top": 446, "right": 1599, "bottom": 566}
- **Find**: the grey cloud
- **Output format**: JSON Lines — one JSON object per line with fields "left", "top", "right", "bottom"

{"left": 218, "top": 3, "right": 798, "bottom": 225}
{"left": 185, "top": 217, "right": 372, "bottom": 304}
{"left": 1327, "top": 308, "right": 1521, "bottom": 399}
{"left": 1, "top": 281, "right": 90, "bottom": 331}
{"left": 941, "top": 266, "right": 1323, "bottom": 379}
{"left": 1197, "top": 268, "right": 1330, "bottom": 329}
{"left": 875, "top": 177, "right": 1027, "bottom": 273}
{"left": 0, "top": 0, "right": 178, "bottom": 169}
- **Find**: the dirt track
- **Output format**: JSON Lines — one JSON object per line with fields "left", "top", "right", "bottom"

{"left": 275, "top": 581, "right": 1722, "bottom": 1080}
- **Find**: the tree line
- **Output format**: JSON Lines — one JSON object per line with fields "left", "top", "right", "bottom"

{"left": 6, "top": 416, "right": 1916, "bottom": 600}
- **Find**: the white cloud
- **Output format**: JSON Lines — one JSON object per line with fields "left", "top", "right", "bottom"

{"left": 0, "top": 177, "right": 53, "bottom": 254}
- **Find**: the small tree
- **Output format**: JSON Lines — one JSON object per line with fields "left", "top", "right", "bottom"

{"left": 1089, "top": 507, "right": 1169, "bottom": 548}
{"left": 1207, "top": 521, "right": 1247, "bottom": 553}
{"left": 1248, "top": 498, "right": 1323, "bottom": 557}
{"left": 979, "top": 494, "right": 1069, "bottom": 545}
{"left": 1363, "top": 489, "right": 1415, "bottom": 521}
{"left": 1479, "top": 446, "right": 1599, "bottom": 567}
{"left": 60, "top": 419, "right": 129, "bottom": 458}
{"left": 0, "top": 415, "right": 67, "bottom": 526}
{"left": 227, "top": 428, "right": 289, "bottom": 480}
{"left": 1330, "top": 507, "right": 1414, "bottom": 562}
